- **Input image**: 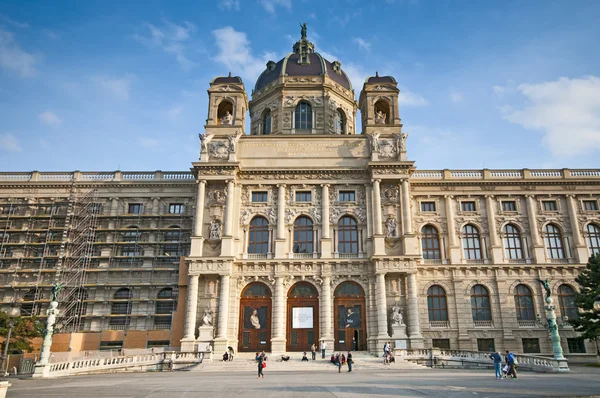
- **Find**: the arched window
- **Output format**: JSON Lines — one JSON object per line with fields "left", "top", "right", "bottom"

{"left": 470, "top": 285, "right": 492, "bottom": 321}
{"left": 586, "top": 223, "right": 600, "bottom": 256}
{"left": 294, "top": 101, "right": 312, "bottom": 132}
{"left": 544, "top": 224, "right": 565, "bottom": 259}
{"left": 427, "top": 285, "right": 448, "bottom": 321}
{"left": 462, "top": 224, "right": 482, "bottom": 260}
{"left": 262, "top": 109, "right": 272, "bottom": 135}
{"left": 111, "top": 288, "right": 132, "bottom": 326}
{"left": 558, "top": 284, "right": 578, "bottom": 320}
{"left": 289, "top": 282, "right": 318, "bottom": 298}
{"left": 248, "top": 216, "right": 269, "bottom": 254}
{"left": 421, "top": 225, "right": 441, "bottom": 260}
{"left": 503, "top": 224, "right": 523, "bottom": 260}
{"left": 338, "top": 216, "right": 358, "bottom": 254}
{"left": 21, "top": 288, "right": 40, "bottom": 316}
{"left": 334, "top": 281, "right": 364, "bottom": 297}
{"left": 514, "top": 284, "right": 535, "bottom": 321}
{"left": 293, "top": 216, "right": 313, "bottom": 254}
{"left": 335, "top": 108, "right": 346, "bottom": 134}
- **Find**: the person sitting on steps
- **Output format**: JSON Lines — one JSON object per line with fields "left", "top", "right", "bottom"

{"left": 302, "top": 352, "right": 309, "bottom": 361}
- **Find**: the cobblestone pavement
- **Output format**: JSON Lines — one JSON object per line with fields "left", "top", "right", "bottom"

{"left": 6, "top": 366, "right": 600, "bottom": 397}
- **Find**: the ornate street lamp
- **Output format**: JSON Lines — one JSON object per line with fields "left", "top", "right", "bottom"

{"left": 537, "top": 279, "right": 566, "bottom": 362}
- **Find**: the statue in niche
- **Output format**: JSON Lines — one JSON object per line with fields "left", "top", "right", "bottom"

{"left": 374, "top": 110, "right": 386, "bottom": 124}
{"left": 221, "top": 110, "right": 233, "bottom": 125}
{"left": 386, "top": 217, "right": 397, "bottom": 237}
{"left": 369, "top": 132, "right": 380, "bottom": 153}
{"left": 209, "top": 220, "right": 221, "bottom": 240}
{"left": 396, "top": 132, "right": 408, "bottom": 152}
{"left": 201, "top": 307, "right": 213, "bottom": 326}
{"left": 391, "top": 304, "right": 404, "bottom": 326}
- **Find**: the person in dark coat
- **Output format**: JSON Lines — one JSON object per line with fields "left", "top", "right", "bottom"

{"left": 335, "top": 353, "right": 342, "bottom": 373}
{"left": 256, "top": 352, "right": 265, "bottom": 379}
{"left": 347, "top": 352, "right": 353, "bottom": 372}
{"left": 489, "top": 351, "right": 503, "bottom": 379}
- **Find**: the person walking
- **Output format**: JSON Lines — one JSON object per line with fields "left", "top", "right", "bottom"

{"left": 347, "top": 352, "right": 353, "bottom": 372}
{"left": 489, "top": 351, "right": 503, "bottom": 379}
{"left": 505, "top": 350, "right": 518, "bottom": 379}
{"left": 335, "top": 353, "right": 342, "bottom": 373}
{"left": 311, "top": 343, "right": 317, "bottom": 360}
{"left": 321, "top": 340, "right": 327, "bottom": 359}
{"left": 257, "top": 352, "right": 265, "bottom": 379}
{"left": 383, "top": 342, "right": 390, "bottom": 364}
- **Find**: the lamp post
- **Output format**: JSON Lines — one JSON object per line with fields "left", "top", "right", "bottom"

{"left": 1, "top": 322, "right": 14, "bottom": 377}
{"left": 536, "top": 279, "right": 568, "bottom": 370}
{"left": 594, "top": 295, "right": 600, "bottom": 356}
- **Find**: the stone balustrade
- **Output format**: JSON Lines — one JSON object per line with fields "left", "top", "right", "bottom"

{"left": 34, "top": 351, "right": 205, "bottom": 378}
{"left": 396, "top": 348, "right": 569, "bottom": 372}
{"left": 0, "top": 171, "right": 194, "bottom": 183}
{"left": 411, "top": 168, "right": 600, "bottom": 180}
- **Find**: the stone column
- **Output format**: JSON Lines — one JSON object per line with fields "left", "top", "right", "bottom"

{"left": 365, "top": 184, "right": 373, "bottom": 238}
{"left": 406, "top": 272, "right": 423, "bottom": 348}
{"left": 152, "top": 197, "right": 160, "bottom": 216}
{"left": 271, "top": 276, "right": 286, "bottom": 352}
{"left": 445, "top": 195, "right": 461, "bottom": 263}
{"left": 321, "top": 184, "right": 332, "bottom": 257}
{"left": 566, "top": 194, "right": 587, "bottom": 262}
{"left": 401, "top": 179, "right": 413, "bottom": 234}
{"left": 485, "top": 195, "right": 502, "bottom": 263}
{"left": 224, "top": 180, "right": 235, "bottom": 237}
{"left": 214, "top": 274, "right": 231, "bottom": 353}
{"left": 375, "top": 273, "right": 389, "bottom": 346}
{"left": 191, "top": 180, "right": 206, "bottom": 256}
{"left": 525, "top": 195, "right": 545, "bottom": 262}
{"left": 110, "top": 197, "right": 119, "bottom": 217}
{"left": 321, "top": 276, "right": 333, "bottom": 345}
{"left": 277, "top": 184, "right": 286, "bottom": 239}
{"left": 183, "top": 275, "right": 200, "bottom": 340}
{"left": 372, "top": 179, "right": 383, "bottom": 235}
{"left": 452, "top": 273, "right": 471, "bottom": 349}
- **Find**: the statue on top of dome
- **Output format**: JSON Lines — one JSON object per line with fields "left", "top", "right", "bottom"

{"left": 300, "top": 22, "right": 307, "bottom": 40}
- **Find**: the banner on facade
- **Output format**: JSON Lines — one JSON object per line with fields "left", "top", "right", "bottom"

{"left": 292, "top": 307, "right": 313, "bottom": 329}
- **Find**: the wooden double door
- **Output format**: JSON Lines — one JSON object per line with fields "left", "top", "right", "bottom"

{"left": 334, "top": 299, "right": 366, "bottom": 351}
{"left": 238, "top": 297, "right": 272, "bottom": 352}
{"left": 286, "top": 297, "right": 319, "bottom": 352}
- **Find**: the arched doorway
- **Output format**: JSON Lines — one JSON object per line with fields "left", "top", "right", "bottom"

{"left": 334, "top": 281, "right": 366, "bottom": 351}
{"left": 238, "top": 282, "right": 272, "bottom": 352}
{"left": 286, "top": 282, "right": 319, "bottom": 352}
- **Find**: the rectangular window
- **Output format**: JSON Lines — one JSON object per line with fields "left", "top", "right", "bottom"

{"left": 339, "top": 191, "right": 355, "bottom": 202}
{"left": 421, "top": 202, "right": 436, "bottom": 212}
{"left": 295, "top": 191, "right": 312, "bottom": 202}
{"left": 567, "top": 338, "right": 586, "bottom": 353}
{"left": 99, "top": 341, "right": 123, "bottom": 350}
{"left": 162, "top": 245, "right": 181, "bottom": 257}
{"left": 583, "top": 200, "right": 598, "bottom": 211}
{"left": 502, "top": 201, "right": 517, "bottom": 212}
{"left": 169, "top": 204, "right": 184, "bottom": 214}
{"left": 461, "top": 201, "right": 476, "bottom": 212}
{"left": 128, "top": 203, "right": 143, "bottom": 214}
{"left": 542, "top": 200, "right": 558, "bottom": 211}
{"left": 252, "top": 191, "right": 268, "bottom": 203}
{"left": 163, "top": 230, "right": 183, "bottom": 241}
{"left": 147, "top": 340, "right": 170, "bottom": 348}
{"left": 121, "top": 246, "right": 141, "bottom": 257}
{"left": 522, "top": 338, "right": 541, "bottom": 354}
{"left": 431, "top": 339, "right": 450, "bottom": 349}
{"left": 155, "top": 301, "right": 175, "bottom": 315}
{"left": 477, "top": 338, "right": 495, "bottom": 352}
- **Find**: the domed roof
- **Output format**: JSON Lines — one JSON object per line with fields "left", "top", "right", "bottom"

{"left": 365, "top": 73, "right": 396, "bottom": 84}
{"left": 254, "top": 25, "right": 352, "bottom": 92}
{"left": 211, "top": 73, "right": 243, "bottom": 85}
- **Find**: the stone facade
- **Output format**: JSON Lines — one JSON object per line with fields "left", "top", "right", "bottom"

{"left": 1, "top": 30, "right": 599, "bottom": 358}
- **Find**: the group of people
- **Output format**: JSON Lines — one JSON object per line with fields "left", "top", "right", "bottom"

{"left": 222, "top": 346, "right": 235, "bottom": 362}
{"left": 489, "top": 350, "right": 518, "bottom": 379}
{"left": 330, "top": 352, "right": 354, "bottom": 372}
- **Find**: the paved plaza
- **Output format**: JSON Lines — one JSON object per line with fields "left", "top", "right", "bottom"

{"left": 6, "top": 366, "right": 600, "bottom": 397}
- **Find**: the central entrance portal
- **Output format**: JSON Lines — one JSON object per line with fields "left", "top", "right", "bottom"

{"left": 334, "top": 281, "right": 366, "bottom": 351}
{"left": 238, "top": 282, "right": 272, "bottom": 352}
{"left": 286, "top": 282, "right": 319, "bottom": 352}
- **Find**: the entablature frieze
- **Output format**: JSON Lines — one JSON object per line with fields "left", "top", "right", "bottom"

{"left": 192, "top": 164, "right": 239, "bottom": 180}
{"left": 372, "top": 257, "right": 418, "bottom": 274}
{"left": 237, "top": 170, "right": 368, "bottom": 182}
{"left": 368, "top": 163, "right": 414, "bottom": 180}
{"left": 186, "top": 258, "right": 233, "bottom": 275}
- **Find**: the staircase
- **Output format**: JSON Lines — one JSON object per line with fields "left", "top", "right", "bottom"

{"left": 181, "top": 352, "right": 427, "bottom": 372}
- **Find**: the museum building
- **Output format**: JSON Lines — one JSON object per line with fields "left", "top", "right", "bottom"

{"left": 1, "top": 28, "right": 599, "bottom": 358}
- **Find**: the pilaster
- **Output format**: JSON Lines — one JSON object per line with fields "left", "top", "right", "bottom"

{"left": 485, "top": 195, "right": 503, "bottom": 263}
{"left": 445, "top": 195, "right": 461, "bottom": 263}
{"left": 191, "top": 180, "right": 206, "bottom": 256}
{"left": 406, "top": 272, "right": 423, "bottom": 348}
{"left": 525, "top": 195, "right": 545, "bottom": 262}
{"left": 566, "top": 194, "right": 587, "bottom": 262}
{"left": 214, "top": 274, "right": 231, "bottom": 353}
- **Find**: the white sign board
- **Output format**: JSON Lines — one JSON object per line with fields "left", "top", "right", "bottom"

{"left": 292, "top": 307, "right": 314, "bottom": 329}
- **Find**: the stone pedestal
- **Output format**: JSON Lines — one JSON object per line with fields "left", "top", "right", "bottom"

{"left": 197, "top": 325, "right": 214, "bottom": 343}
{"left": 213, "top": 338, "right": 229, "bottom": 355}
{"left": 180, "top": 339, "right": 196, "bottom": 352}
{"left": 391, "top": 324, "right": 408, "bottom": 350}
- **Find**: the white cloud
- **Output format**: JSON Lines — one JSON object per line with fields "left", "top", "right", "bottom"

{"left": 220, "top": 0, "right": 240, "bottom": 10}
{"left": 502, "top": 76, "right": 600, "bottom": 157}
{"left": 0, "top": 133, "right": 22, "bottom": 152}
{"left": 137, "top": 137, "right": 159, "bottom": 147}
{"left": 132, "top": 21, "right": 196, "bottom": 70}
{"left": 450, "top": 92, "right": 463, "bottom": 103}
{"left": 353, "top": 37, "right": 371, "bottom": 52}
{"left": 0, "top": 14, "right": 28, "bottom": 29}
{"left": 398, "top": 91, "right": 429, "bottom": 107}
{"left": 212, "top": 26, "right": 274, "bottom": 84}
{"left": 95, "top": 74, "right": 136, "bottom": 100}
{"left": 39, "top": 111, "right": 62, "bottom": 126}
{"left": 259, "top": 0, "right": 292, "bottom": 14}
{"left": 0, "top": 27, "right": 37, "bottom": 77}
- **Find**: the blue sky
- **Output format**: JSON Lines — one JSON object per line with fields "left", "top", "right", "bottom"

{"left": 1, "top": 0, "right": 599, "bottom": 172}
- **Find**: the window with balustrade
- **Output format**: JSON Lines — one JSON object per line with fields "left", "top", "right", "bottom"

{"left": 514, "top": 284, "right": 535, "bottom": 321}
{"left": 558, "top": 284, "right": 578, "bottom": 320}
{"left": 427, "top": 285, "right": 448, "bottom": 322}
{"left": 544, "top": 224, "right": 565, "bottom": 259}
{"left": 294, "top": 101, "right": 312, "bottom": 132}
{"left": 503, "top": 224, "right": 523, "bottom": 260}
{"left": 421, "top": 225, "right": 441, "bottom": 260}
{"left": 248, "top": 216, "right": 269, "bottom": 254}
{"left": 337, "top": 216, "right": 358, "bottom": 254}
{"left": 293, "top": 216, "right": 313, "bottom": 254}
{"left": 585, "top": 223, "right": 600, "bottom": 256}
{"left": 462, "top": 224, "right": 482, "bottom": 260}
{"left": 470, "top": 284, "right": 492, "bottom": 321}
